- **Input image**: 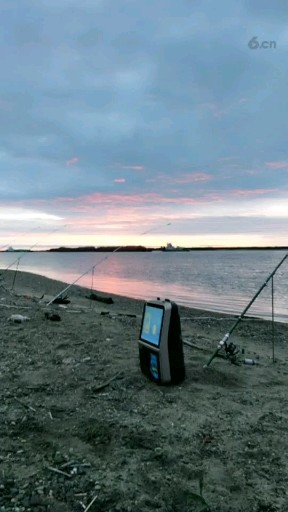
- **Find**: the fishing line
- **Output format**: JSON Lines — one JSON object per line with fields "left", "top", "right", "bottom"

{"left": 47, "top": 222, "right": 172, "bottom": 306}
{"left": 91, "top": 266, "right": 95, "bottom": 294}
{"left": 1, "top": 224, "right": 68, "bottom": 277}
{"left": 271, "top": 275, "right": 275, "bottom": 363}
{"left": 0, "top": 225, "right": 42, "bottom": 252}
{"left": 89, "top": 266, "right": 95, "bottom": 309}
{"left": 141, "top": 222, "right": 171, "bottom": 235}
{"left": 11, "top": 258, "right": 20, "bottom": 291}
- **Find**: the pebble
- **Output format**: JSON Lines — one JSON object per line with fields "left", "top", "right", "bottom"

{"left": 54, "top": 451, "right": 64, "bottom": 464}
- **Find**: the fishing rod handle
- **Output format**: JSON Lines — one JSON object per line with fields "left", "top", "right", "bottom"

{"left": 204, "top": 333, "right": 230, "bottom": 368}
{"left": 204, "top": 347, "right": 220, "bottom": 368}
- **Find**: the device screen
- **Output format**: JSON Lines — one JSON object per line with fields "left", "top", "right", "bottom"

{"left": 140, "top": 304, "right": 164, "bottom": 346}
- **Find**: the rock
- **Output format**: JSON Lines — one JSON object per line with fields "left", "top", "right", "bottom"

{"left": 44, "top": 312, "right": 61, "bottom": 321}
{"left": 8, "top": 315, "right": 30, "bottom": 323}
{"left": 62, "top": 357, "right": 75, "bottom": 365}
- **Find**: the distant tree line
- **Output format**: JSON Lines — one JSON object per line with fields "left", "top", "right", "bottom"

{"left": 48, "top": 245, "right": 155, "bottom": 252}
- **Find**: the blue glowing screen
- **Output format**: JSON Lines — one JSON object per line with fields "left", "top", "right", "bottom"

{"left": 140, "top": 305, "right": 164, "bottom": 346}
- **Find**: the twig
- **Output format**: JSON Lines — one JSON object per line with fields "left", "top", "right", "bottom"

{"left": 91, "top": 371, "right": 122, "bottom": 394}
{"left": 48, "top": 410, "right": 53, "bottom": 420}
{"left": 84, "top": 494, "right": 98, "bottom": 512}
{"left": 46, "top": 466, "right": 72, "bottom": 478}
{"left": 183, "top": 340, "right": 226, "bottom": 359}
{"left": 0, "top": 304, "right": 32, "bottom": 309}
{"left": 13, "top": 397, "right": 36, "bottom": 412}
{"left": 60, "top": 460, "right": 76, "bottom": 469}
{"left": 183, "top": 340, "right": 210, "bottom": 352}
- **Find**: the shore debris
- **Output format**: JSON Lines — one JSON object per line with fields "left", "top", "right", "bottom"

{"left": 46, "top": 466, "right": 72, "bottom": 478}
{"left": 86, "top": 292, "right": 114, "bottom": 304}
{"left": 8, "top": 314, "right": 30, "bottom": 323}
{"left": 89, "top": 371, "right": 123, "bottom": 394}
{"left": 83, "top": 494, "right": 98, "bottom": 512}
{"left": 13, "top": 397, "right": 36, "bottom": 412}
{"left": 44, "top": 312, "right": 61, "bottom": 321}
{"left": 52, "top": 295, "right": 71, "bottom": 305}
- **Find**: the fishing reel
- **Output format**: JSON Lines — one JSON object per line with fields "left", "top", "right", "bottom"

{"left": 224, "top": 342, "right": 241, "bottom": 365}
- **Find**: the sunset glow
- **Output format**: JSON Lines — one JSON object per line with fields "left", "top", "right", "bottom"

{"left": 0, "top": 2, "right": 287, "bottom": 250}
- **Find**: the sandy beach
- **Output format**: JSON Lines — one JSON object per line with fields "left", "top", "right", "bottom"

{"left": 0, "top": 269, "right": 288, "bottom": 512}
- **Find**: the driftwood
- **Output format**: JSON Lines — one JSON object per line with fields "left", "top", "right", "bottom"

{"left": 0, "top": 304, "right": 31, "bottom": 309}
{"left": 46, "top": 466, "right": 72, "bottom": 478}
{"left": 91, "top": 371, "right": 122, "bottom": 394}
{"left": 86, "top": 293, "right": 114, "bottom": 304}
{"left": 14, "top": 397, "right": 36, "bottom": 412}
{"left": 84, "top": 494, "right": 98, "bottom": 512}
{"left": 116, "top": 312, "right": 137, "bottom": 318}
{"left": 52, "top": 296, "right": 71, "bottom": 305}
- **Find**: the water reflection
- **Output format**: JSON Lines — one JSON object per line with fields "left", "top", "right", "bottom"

{"left": 0, "top": 250, "right": 287, "bottom": 322}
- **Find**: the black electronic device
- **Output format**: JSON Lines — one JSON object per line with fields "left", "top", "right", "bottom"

{"left": 138, "top": 298, "right": 185, "bottom": 385}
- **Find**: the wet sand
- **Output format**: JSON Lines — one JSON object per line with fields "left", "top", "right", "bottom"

{"left": 0, "top": 269, "right": 288, "bottom": 512}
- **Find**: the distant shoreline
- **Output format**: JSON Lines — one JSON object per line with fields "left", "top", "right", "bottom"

{"left": 1, "top": 246, "right": 288, "bottom": 253}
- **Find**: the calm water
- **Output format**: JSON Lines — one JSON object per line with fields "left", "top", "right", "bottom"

{"left": 1, "top": 250, "right": 288, "bottom": 322}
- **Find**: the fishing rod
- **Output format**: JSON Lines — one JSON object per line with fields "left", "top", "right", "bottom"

{"left": 204, "top": 252, "right": 288, "bottom": 368}
{"left": 0, "top": 225, "right": 67, "bottom": 278}
{"left": 47, "top": 222, "right": 172, "bottom": 306}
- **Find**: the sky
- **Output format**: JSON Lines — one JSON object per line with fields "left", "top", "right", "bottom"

{"left": 0, "top": 0, "right": 288, "bottom": 249}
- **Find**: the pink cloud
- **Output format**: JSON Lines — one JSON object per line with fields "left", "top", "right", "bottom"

{"left": 113, "top": 163, "right": 145, "bottom": 171}
{"left": 66, "top": 157, "right": 79, "bottom": 166}
{"left": 126, "top": 166, "right": 144, "bottom": 171}
{"left": 265, "top": 161, "right": 288, "bottom": 169}
{"left": 167, "top": 172, "right": 212, "bottom": 184}
{"left": 114, "top": 178, "right": 126, "bottom": 183}
{"left": 231, "top": 188, "right": 276, "bottom": 197}
{"left": 148, "top": 172, "right": 212, "bottom": 185}
{"left": 47, "top": 191, "right": 223, "bottom": 213}
{"left": 204, "top": 193, "right": 224, "bottom": 202}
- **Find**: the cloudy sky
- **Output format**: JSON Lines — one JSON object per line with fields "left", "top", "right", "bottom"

{"left": 0, "top": 0, "right": 287, "bottom": 249}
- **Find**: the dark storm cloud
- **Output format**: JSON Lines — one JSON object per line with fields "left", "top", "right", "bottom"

{"left": 0, "top": 0, "right": 287, "bottom": 207}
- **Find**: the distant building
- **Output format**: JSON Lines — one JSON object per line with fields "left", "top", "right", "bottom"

{"left": 6, "top": 246, "right": 15, "bottom": 252}
{"left": 162, "top": 243, "right": 190, "bottom": 252}
{"left": 165, "top": 243, "right": 176, "bottom": 251}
